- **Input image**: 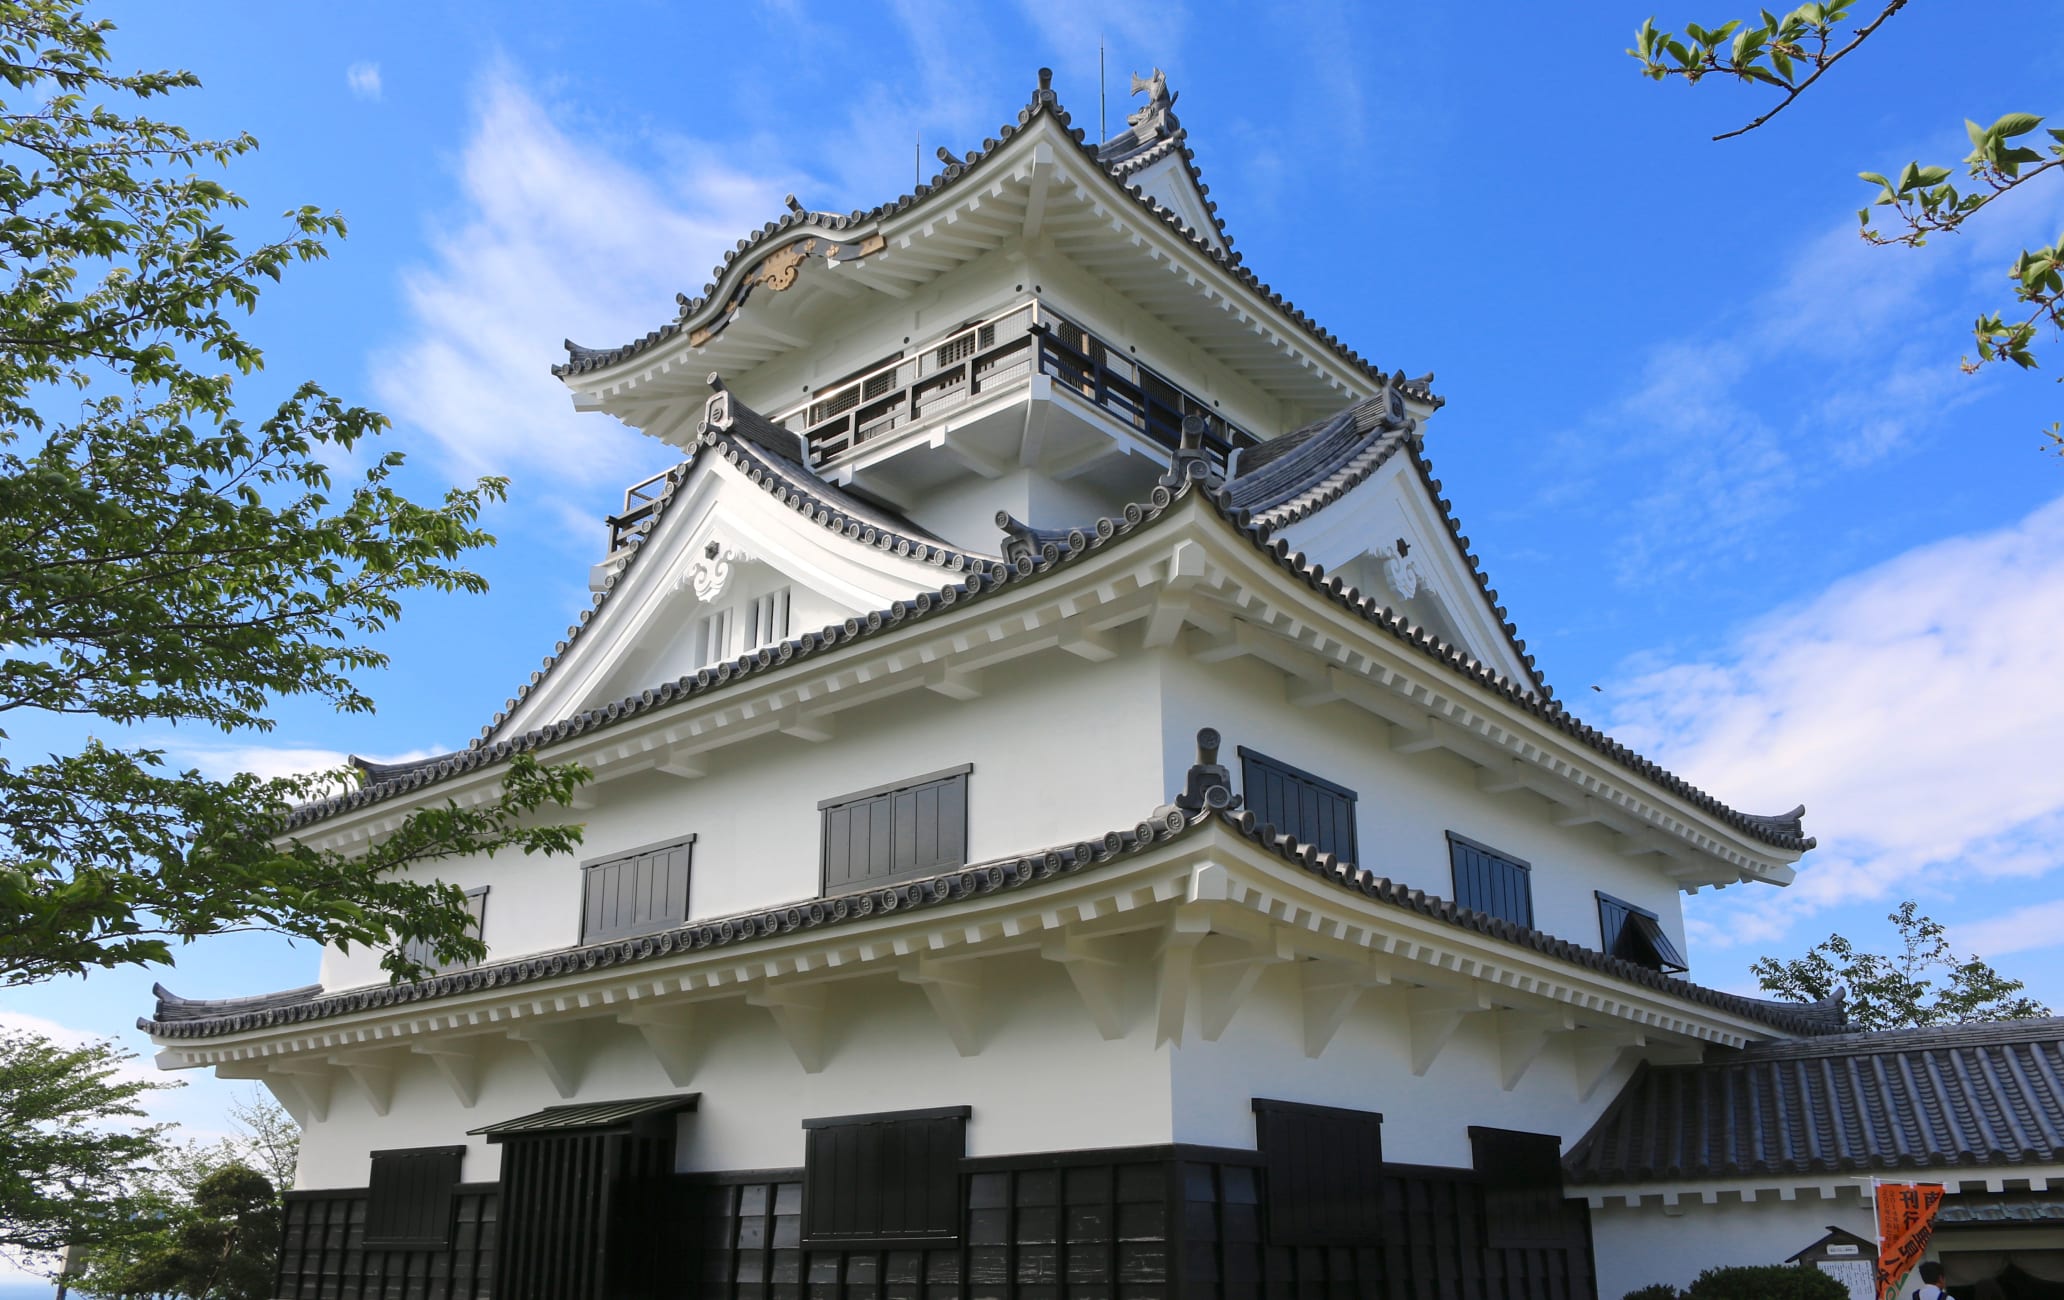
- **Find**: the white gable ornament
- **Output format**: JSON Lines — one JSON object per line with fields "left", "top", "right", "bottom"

{"left": 678, "top": 539, "right": 747, "bottom": 602}
{"left": 1376, "top": 536, "right": 1431, "bottom": 603}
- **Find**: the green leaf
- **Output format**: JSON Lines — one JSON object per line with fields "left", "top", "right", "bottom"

{"left": 1988, "top": 111, "right": 2044, "bottom": 139}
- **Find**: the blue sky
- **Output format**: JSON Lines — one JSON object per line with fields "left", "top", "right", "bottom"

{"left": 6, "top": 0, "right": 2063, "bottom": 1252}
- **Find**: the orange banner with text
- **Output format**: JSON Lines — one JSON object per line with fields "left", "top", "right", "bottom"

{"left": 1875, "top": 1181, "right": 1946, "bottom": 1300}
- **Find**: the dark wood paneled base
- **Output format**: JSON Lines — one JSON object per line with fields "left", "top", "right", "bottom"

{"left": 277, "top": 1184, "right": 498, "bottom": 1300}
{"left": 275, "top": 1144, "right": 1594, "bottom": 1300}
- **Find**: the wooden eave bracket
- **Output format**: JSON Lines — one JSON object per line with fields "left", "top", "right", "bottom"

{"left": 1300, "top": 954, "right": 1394, "bottom": 1059}
{"left": 330, "top": 1048, "right": 401, "bottom": 1117}
{"left": 1193, "top": 928, "right": 1296, "bottom": 1041}
{"left": 1040, "top": 931, "right": 1132, "bottom": 1040}
{"left": 412, "top": 1040, "right": 484, "bottom": 1108}
{"left": 509, "top": 1022, "right": 586, "bottom": 1098}
{"left": 216, "top": 1057, "right": 332, "bottom": 1124}
{"left": 1395, "top": 982, "right": 1494, "bottom": 1077}
{"left": 900, "top": 955, "right": 986, "bottom": 1057}
{"left": 617, "top": 1004, "right": 704, "bottom": 1088}
{"left": 1570, "top": 1027, "right": 1647, "bottom": 1103}
{"left": 1493, "top": 1008, "right": 1577, "bottom": 1092}
{"left": 748, "top": 980, "right": 829, "bottom": 1073}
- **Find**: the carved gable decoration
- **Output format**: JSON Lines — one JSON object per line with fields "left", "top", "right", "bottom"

{"left": 492, "top": 435, "right": 992, "bottom": 738}
{"left": 1272, "top": 459, "right": 1536, "bottom": 688}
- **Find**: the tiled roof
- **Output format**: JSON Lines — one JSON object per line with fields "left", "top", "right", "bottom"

{"left": 1564, "top": 1017, "right": 2064, "bottom": 1183}
{"left": 288, "top": 450, "right": 1814, "bottom": 855}
{"left": 1226, "top": 385, "right": 1421, "bottom": 529}
{"left": 150, "top": 803, "right": 1204, "bottom": 1039}
{"left": 1937, "top": 1191, "right": 2064, "bottom": 1224}
{"left": 142, "top": 746, "right": 1841, "bottom": 1043}
{"left": 1017, "top": 384, "right": 1542, "bottom": 696}
{"left": 1092, "top": 112, "right": 1235, "bottom": 248}
{"left": 469, "top": 1094, "right": 699, "bottom": 1139}
{"left": 150, "top": 983, "right": 325, "bottom": 1023}
{"left": 552, "top": 74, "right": 1438, "bottom": 408}
{"left": 468, "top": 385, "right": 999, "bottom": 749}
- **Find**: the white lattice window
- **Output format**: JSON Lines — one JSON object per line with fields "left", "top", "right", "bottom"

{"left": 697, "top": 609, "right": 731, "bottom": 664}
{"left": 747, "top": 588, "right": 791, "bottom": 651}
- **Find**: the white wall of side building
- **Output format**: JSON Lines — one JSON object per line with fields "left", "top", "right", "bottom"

{"left": 1590, "top": 1194, "right": 1878, "bottom": 1300}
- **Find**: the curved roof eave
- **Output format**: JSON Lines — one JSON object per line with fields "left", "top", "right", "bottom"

{"left": 551, "top": 77, "right": 1441, "bottom": 410}
{"left": 286, "top": 473, "right": 1812, "bottom": 860}
{"left": 146, "top": 788, "right": 1839, "bottom": 1044}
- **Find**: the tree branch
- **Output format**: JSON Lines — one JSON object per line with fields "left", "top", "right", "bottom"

{"left": 1712, "top": 0, "right": 1909, "bottom": 140}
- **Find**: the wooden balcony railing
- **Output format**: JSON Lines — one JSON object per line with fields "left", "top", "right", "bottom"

{"left": 606, "top": 466, "right": 673, "bottom": 553}
{"left": 605, "top": 302, "right": 1257, "bottom": 551}
{"left": 775, "top": 299, "right": 1253, "bottom": 470}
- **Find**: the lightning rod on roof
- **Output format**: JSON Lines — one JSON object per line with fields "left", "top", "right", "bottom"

{"left": 1099, "top": 37, "right": 1106, "bottom": 140}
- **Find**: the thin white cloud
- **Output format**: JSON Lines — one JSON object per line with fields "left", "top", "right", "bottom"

{"left": 1540, "top": 147, "right": 2064, "bottom": 587}
{"left": 346, "top": 61, "right": 382, "bottom": 102}
{"left": 1960, "top": 896, "right": 2064, "bottom": 958}
{"left": 371, "top": 66, "right": 798, "bottom": 495}
{"left": 1610, "top": 492, "right": 2064, "bottom": 949}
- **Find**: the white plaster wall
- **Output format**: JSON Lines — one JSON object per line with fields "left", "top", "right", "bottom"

{"left": 322, "top": 647, "right": 1168, "bottom": 990}
{"left": 1278, "top": 459, "right": 1535, "bottom": 689}
{"left": 1168, "top": 963, "right": 1645, "bottom": 1169}
{"left": 1590, "top": 1194, "right": 1877, "bottom": 1300}
{"left": 618, "top": 560, "right": 846, "bottom": 689}
{"left": 1157, "top": 650, "right": 1691, "bottom": 965}
{"left": 293, "top": 949, "right": 1173, "bottom": 1190}
{"left": 915, "top": 467, "right": 1147, "bottom": 556}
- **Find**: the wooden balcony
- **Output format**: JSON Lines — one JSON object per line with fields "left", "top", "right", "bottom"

{"left": 776, "top": 299, "right": 1254, "bottom": 472}
{"left": 606, "top": 467, "right": 672, "bottom": 553}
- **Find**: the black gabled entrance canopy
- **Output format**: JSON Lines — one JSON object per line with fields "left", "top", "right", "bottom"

{"left": 469, "top": 1093, "right": 699, "bottom": 1143}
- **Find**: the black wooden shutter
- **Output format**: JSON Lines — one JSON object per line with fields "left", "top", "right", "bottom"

{"left": 364, "top": 1146, "right": 464, "bottom": 1249}
{"left": 1252, "top": 1099, "right": 1385, "bottom": 1246}
{"left": 400, "top": 887, "right": 489, "bottom": 973}
{"left": 800, "top": 1106, "right": 969, "bottom": 1246}
{"left": 819, "top": 766, "right": 970, "bottom": 893}
{"left": 1448, "top": 833, "right": 1534, "bottom": 928}
{"left": 1597, "top": 892, "right": 1689, "bottom": 972}
{"left": 580, "top": 837, "right": 695, "bottom": 943}
{"left": 1470, "top": 1127, "right": 1571, "bottom": 1248}
{"left": 1237, "top": 748, "right": 1359, "bottom": 863}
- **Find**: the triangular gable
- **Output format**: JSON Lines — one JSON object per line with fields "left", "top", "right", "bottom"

{"left": 1109, "top": 141, "right": 1227, "bottom": 253}
{"left": 494, "top": 425, "right": 997, "bottom": 739}
{"left": 1213, "top": 384, "right": 1540, "bottom": 693}
{"left": 1267, "top": 449, "right": 1540, "bottom": 691}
